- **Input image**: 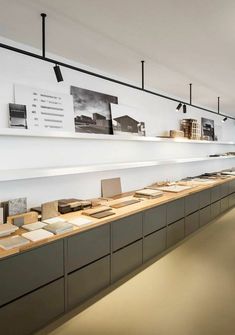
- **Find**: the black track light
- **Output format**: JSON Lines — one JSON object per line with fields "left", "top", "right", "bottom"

{"left": 183, "top": 104, "right": 187, "bottom": 113}
{"left": 53, "top": 64, "right": 63, "bottom": 82}
{"left": 176, "top": 102, "right": 182, "bottom": 111}
{"left": 222, "top": 117, "right": 227, "bottom": 122}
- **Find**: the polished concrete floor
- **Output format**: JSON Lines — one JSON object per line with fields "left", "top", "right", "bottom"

{"left": 39, "top": 209, "right": 235, "bottom": 335}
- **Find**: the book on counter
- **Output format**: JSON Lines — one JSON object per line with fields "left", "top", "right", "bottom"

{"left": 43, "top": 221, "right": 74, "bottom": 234}
{"left": 22, "top": 229, "right": 54, "bottom": 242}
{"left": 134, "top": 188, "right": 164, "bottom": 199}
{"left": 0, "top": 235, "right": 30, "bottom": 250}
{"left": 22, "top": 221, "right": 48, "bottom": 231}
{"left": 0, "top": 223, "right": 19, "bottom": 237}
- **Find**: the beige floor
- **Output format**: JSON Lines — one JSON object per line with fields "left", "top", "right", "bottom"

{"left": 39, "top": 209, "right": 235, "bottom": 335}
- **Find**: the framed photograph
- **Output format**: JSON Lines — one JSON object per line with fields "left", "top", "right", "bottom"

{"left": 111, "top": 103, "right": 146, "bottom": 136}
{"left": 70, "top": 86, "right": 118, "bottom": 134}
{"left": 9, "top": 103, "right": 27, "bottom": 129}
{"left": 201, "top": 117, "right": 215, "bottom": 141}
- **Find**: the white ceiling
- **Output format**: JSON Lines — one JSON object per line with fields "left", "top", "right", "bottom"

{"left": 0, "top": 0, "right": 235, "bottom": 115}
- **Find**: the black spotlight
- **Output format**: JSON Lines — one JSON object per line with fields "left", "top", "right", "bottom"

{"left": 183, "top": 104, "right": 187, "bottom": 113}
{"left": 53, "top": 64, "right": 64, "bottom": 82}
{"left": 176, "top": 102, "right": 182, "bottom": 111}
{"left": 222, "top": 117, "right": 227, "bottom": 122}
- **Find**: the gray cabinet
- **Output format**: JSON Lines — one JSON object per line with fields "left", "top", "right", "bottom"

{"left": 229, "top": 180, "right": 235, "bottom": 194}
{"left": 199, "top": 189, "right": 211, "bottom": 209}
{"left": 221, "top": 196, "right": 229, "bottom": 213}
{"left": 211, "top": 201, "right": 221, "bottom": 219}
{"left": 229, "top": 193, "right": 235, "bottom": 208}
{"left": 211, "top": 186, "right": 221, "bottom": 203}
{"left": 185, "top": 193, "right": 200, "bottom": 216}
{"left": 167, "top": 219, "right": 185, "bottom": 248}
{"left": 199, "top": 205, "right": 211, "bottom": 227}
{"left": 111, "top": 240, "right": 142, "bottom": 282}
{"left": 185, "top": 211, "right": 199, "bottom": 236}
{"left": 68, "top": 256, "right": 110, "bottom": 309}
{"left": 112, "top": 213, "right": 142, "bottom": 251}
{"left": 0, "top": 241, "right": 64, "bottom": 307}
{"left": 143, "top": 227, "right": 166, "bottom": 262}
{"left": 67, "top": 225, "right": 110, "bottom": 272}
{"left": 0, "top": 278, "right": 64, "bottom": 335}
{"left": 220, "top": 182, "right": 229, "bottom": 198}
{"left": 143, "top": 204, "right": 166, "bottom": 236}
{"left": 167, "top": 198, "right": 185, "bottom": 225}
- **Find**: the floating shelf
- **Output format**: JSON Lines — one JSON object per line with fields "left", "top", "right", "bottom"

{"left": 1, "top": 156, "right": 235, "bottom": 182}
{"left": 0, "top": 128, "right": 235, "bottom": 145}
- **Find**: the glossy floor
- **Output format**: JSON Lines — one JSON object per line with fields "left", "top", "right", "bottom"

{"left": 39, "top": 209, "right": 235, "bottom": 335}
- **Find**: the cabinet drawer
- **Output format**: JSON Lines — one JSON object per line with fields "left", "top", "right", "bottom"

{"left": 143, "top": 204, "right": 166, "bottom": 236}
{"left": 220, "top": 182, "right": 229, "bottom": 198}
{"left": 221, "top": 196, "right": 229, "bottom": 213}
{"left": 112, "top": 213, "right": 142, "bottom": 251}
{"left": 185, "top": 211, "right": 199, "bottom": 236}
{"left": 0, "top": 278, "right": 64, "bottom": 335}
{"left": 185, "top": 193, "right": 200, "bottom": 216}
{"left": 111, "top": 240, "right": 142, "bottom": 282}
{"left": 211, "top": 186, "right": 221, "bottom": 203}
{"left": 67, "top": 224, "right": 110, "bottom": 272}
{"left": 200, "top": 206, "right": 211, "bottom": 227}
{"left": 211, "top": 201, "right": 221, "bottom": 219}
{"left": 229, "top": 180, "right": 235, "bottom": 194}
{"left": 68, "top": 256, "right": 110, "bottom": 309}
{"left": 167, "top": 198, "right": 185, "bottom": 225}
{"left": 0, "top": 240, "right": 64, "bottom": 307}
{"left": 199, "top": 189, "right": 211, "bottom": 209}
{"left": 143, "top": 227, "right": 166, "bottom": 262}
{"left": 167, "top": 219, "right": 185, "bottom": 248}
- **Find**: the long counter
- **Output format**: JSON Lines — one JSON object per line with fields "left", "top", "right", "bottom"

{"left": 1, "top": 176, "right": 235, "bottom": 335}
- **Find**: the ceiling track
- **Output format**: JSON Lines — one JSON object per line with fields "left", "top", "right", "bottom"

{"left": 0, "top": 41, "right": 234, "bottom": 121}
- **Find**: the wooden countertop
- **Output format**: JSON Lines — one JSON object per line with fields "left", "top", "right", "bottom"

{"left": 0, "top": 176, "right": 234, "bottom": 260}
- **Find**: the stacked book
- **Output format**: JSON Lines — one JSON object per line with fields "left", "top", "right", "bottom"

{"left": 0, "top": 223, "right": 19, "bottom": 237}
{"left": 44, "top": 221, "right": 74, "bottom": 235}
{"left": 134, "top": 189, "right": 163, "bottom": 199}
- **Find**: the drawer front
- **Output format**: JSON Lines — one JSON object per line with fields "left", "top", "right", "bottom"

{"left": 199, "top": 189, "right": 211, "bottom": 209}
{"left": 185, "top": 193, "right": 200, "bottom": 216}
{"left": 167, "top": 219, "right": 185, "bottom": 248}
{"left": 143, "top": 204, "right": 166, "bottom": 236}
{"left": 229, "top": 193, "right": 235, "bottom": 208}
{"left": 111, "top": 240, "right": 142, "bottom": 282}
{"left": 185, "top": 211, "right": 199, "bottom": 236}
{"left": 67, "top": 224, "right": 110, "bottom": 272}
{"left": 200, "top": 206, "right": 211, "bottom": 227}
{"left": 211, "top": 186, "right": 221, "bottom": 203}
{"left": 112, "top": 213, "right": 142, "bottom": 252}
{"left": 221, "top": 196, "right": 229, "bottom": 213}
{"left": 68, "top": 256, "right": 110, "bottom": 309}
{"left": 211, "top": 201, "right": 221, "bottom": 220}
{"left": 143, "top": 227, "right": 166, "bottom": 262}
{"left": 0, "top": 240, "right": 64, "bottom": 307}
{"left": 167, "top": 198, "right": 185, "bottom": 225}
{"left": 0, "top": 278, "right": 64, "bottom": 335}
{"left": 229, "top": 180, "right": 235, "bottom": 194}
{"left": 220, "top": 182, "right": 229, "bottom": 198}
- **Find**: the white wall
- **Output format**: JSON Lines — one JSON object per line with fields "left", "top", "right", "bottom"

{"left": 0, "top": 36, "right": 235, "bottom": 207}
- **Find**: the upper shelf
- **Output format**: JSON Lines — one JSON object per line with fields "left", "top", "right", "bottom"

{"left": 1, "top": 155, "right": 235, "bottom": 182}
{"left": 0, "top": 128, "right": 234, "bottom": 145}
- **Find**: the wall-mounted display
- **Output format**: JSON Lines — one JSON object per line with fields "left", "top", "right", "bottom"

{"left": 181, "top": 119, "right": 200, "bottom": 139}
{"left": 14, "top": 84, "right": 74, "bottom": 131}
{"left": 111, "top": 103, "right": 146, "bottom": 136}
{"left": 71, "top": 86, "right": 117, "bottom": 134}
{"left": 9, "top": 103, "right": 27, "bottom": 129}
{"left": 201, "top": 117, "right": 215, "bottom": 141}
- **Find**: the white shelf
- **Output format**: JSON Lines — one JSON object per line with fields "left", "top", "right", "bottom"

{"left": 1, "top": 156, "right": 235, "bottom": 182}
{"left": 0, "top": 128, "right": 235, "bottom": 145}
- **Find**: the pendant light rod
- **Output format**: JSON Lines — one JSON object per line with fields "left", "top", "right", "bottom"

{"left": 141, "top": 60, "right": 145, "bottom": 90}
{"left": 218, "top": 96, "right": 220, "bottom": 114}
{"left": 0, "top": 41, "right": 233, "bottom": 121}
{"left": 41, "top": 13, "right": 47, "bottom": 58}
{"left": 189, "top": 83, "right": 192, "bottom": 105}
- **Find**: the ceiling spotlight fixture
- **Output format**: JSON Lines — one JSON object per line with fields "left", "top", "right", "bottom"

{"left": 183, "top": 104, "right": 187, "bottom": 113}
{"left": 176, "top": 102, "right": 182, "bottom": 111}
{"left": 53, "top": 64, "right": 64, "bottom": 82}
{"left": 222, "top": 117, "right": 227, "bottom": 122}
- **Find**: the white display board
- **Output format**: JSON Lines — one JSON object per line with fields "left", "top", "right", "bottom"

{"left": 14, "top": 84, "right": 75, "bottom": 132}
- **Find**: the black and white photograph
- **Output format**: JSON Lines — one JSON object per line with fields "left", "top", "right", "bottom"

{"left": 9, "top": 103, "right": 27, "bottom": 129}
{"left": 70, "top": 86, "right": 118, "bottom": 134}
{"left": 201, "top": 117, "right": 215, "bottom": 141}
{"left": 111, "top": 103, "right": 146, "bottom": 136}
